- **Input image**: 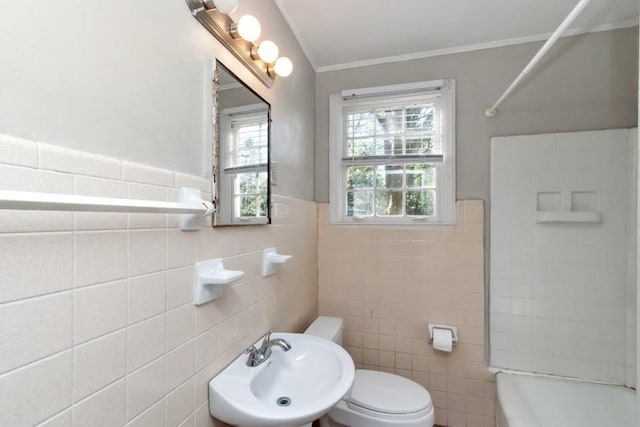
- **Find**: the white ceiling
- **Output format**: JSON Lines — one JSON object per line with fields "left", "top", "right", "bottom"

{"left": 275, "top": 0, "right": 639, "bottom": 72}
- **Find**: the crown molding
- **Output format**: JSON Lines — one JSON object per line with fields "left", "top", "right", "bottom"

{"left": 313, "top": 19, "right": 639, "bottom": 73}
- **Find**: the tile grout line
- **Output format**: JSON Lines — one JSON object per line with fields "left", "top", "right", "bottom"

{"left": 70, "top": 173, "right": 78, "bottom": 423}
{"left": 125, "top": 208, "right": 132, "bottom": 423}
{"left": 164, "top": 215, "right": 171, "bottom": 423}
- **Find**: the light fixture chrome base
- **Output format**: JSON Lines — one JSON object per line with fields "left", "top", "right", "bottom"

{"left": 201, "top": 0, "right": 216, "bottom": 10}
{"left": 185, "top": 0, "right": 274, "bottom": 88}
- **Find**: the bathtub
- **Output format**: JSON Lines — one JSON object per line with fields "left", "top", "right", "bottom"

{"left": 496, "top": 372, "right": 637, "bottom": 427}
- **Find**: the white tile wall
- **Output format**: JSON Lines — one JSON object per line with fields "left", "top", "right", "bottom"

{"left": 128, "top": 272, "right": 167, "bottom": 324}
{"left": 0, "top": 351, "right": 73, "bottom": 427}
{"left": 0, "top": 134, "right": 318, "bottom": 427}
{"left": 167, "top": 342, "right": 196, "bottom": 392}
{"left": 0, "top": 164, "right": 73, "bottom": 233}
{"left": 73, "top": 330, "right": 127, "bottom": 401}
{"left": 127, "top": 315, "right": 166, "bottom": 372}
{"left": 490, "top": 129, "right": 636, "bottom": 385}
{"left": 0, "top": 292, "right": 73, "bottom": 374}
{"left": 0, "top": 233, "right": 73, "bottom": 302}
{"left": 166, "top": 378, "right": 196, "bottom": 427}
{"left": 72, "top": 380, "right": 127, "bottom": 427}
{"left": 75, "top": 231, "right": 128, "bottom": 287}
{"left": 127, "top": 357, "right": 167, "bottom": 420}
{"left": 73, "top": 280, "right": 127, "bottom": 344}
{"left": 39, "top": 142, "right": 122, "bottom": 180}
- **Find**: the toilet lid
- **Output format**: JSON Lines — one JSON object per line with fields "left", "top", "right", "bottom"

{"left": 347, "top": 370, "right": 432, "bottom": 415}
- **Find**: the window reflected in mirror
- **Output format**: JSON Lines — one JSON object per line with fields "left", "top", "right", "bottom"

{"left": 213, "top": 61, "right": 271, "bottom": 226}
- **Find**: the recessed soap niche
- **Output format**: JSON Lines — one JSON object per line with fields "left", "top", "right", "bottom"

{"left": 536, "top": 190, "right": 601, "bottom": 223}
{"left": 536, "top": 191, "right": 563, "bottom": 211}
{"left": 571, "top": 191, "right": 597, "bottom": 211}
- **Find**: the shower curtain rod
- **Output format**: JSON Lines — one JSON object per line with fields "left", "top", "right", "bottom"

{"left": 485, "top": 0, "right": 593, "bottom": 118}
{"left": 0, "top": 187, "right": 214, "bottom": 231}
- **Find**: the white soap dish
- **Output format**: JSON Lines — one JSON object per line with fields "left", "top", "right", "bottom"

{"left": 194, "top": 258, "right": 244, "bottom": 305}
{"left": 262, "top": 247, "right": 292, "bottom": 277}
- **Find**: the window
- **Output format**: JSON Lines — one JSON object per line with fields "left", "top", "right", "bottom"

{"left": 219, "top": 105, "right": 269, "bottom": 223}
{"left": 329, "top": 80, "right": 456, "bottom": 224}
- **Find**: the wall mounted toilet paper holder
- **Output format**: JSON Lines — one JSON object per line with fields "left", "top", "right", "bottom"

{"left": 428, "top": 324, "right": 459, "bottom": 344}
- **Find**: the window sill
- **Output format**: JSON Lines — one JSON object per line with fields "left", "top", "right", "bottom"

{"left": 327, "top": 219, "right": 457, "bottom": 228}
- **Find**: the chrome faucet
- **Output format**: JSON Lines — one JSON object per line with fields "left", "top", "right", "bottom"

{"left": 245, "top": 329, "right": 292, "bottom": 367}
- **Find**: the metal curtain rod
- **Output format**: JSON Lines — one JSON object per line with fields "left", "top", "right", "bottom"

{"left": 485, "top": 0, "right": 593, "bottom": 118}
{"left": 0, "top": 187, "right": 214, "bottom": 231}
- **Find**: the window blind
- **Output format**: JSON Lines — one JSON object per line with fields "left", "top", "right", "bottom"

{"left": 226, "top": 112, "right": 268, "bottom": 170}
{"left": 342, "top": 95, "right": 444, "bottom": 166}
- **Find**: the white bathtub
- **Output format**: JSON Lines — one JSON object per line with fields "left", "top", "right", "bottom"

{"left": 496, "top": 373, "right": 637, "bottom": 427}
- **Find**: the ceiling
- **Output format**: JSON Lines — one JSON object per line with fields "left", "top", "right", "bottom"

{"left": 274, "top": 0, "right": 639, "bottom": 72}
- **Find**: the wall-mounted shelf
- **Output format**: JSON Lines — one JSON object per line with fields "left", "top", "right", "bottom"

{"left": 194, "top": 258, "right": 244, "bottom": 305}
{"left": 536, "top": 211, "right": 602, "bottom": 224}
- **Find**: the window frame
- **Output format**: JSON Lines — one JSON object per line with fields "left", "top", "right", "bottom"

{"left": 329, "top": 79, "right": 456, "bottom": 225}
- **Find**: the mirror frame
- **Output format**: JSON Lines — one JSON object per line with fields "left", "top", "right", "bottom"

{"left": 212, "top": 60, "right": 272, "bottom": 227}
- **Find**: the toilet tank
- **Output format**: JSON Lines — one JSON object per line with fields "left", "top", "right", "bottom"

{"left": 304, "top": 316, "right": 344, "bottom": 345}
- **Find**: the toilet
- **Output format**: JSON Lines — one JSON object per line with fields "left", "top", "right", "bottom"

{"left": 305, "top": 316, "right": 435, "bottom": 427}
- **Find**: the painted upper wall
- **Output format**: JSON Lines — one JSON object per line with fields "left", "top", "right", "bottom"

{"left": 0, "top": 0, "right": 315, "bottom": 200}
{"left": 315, "top": 28, "right": 639, "bottom": 203}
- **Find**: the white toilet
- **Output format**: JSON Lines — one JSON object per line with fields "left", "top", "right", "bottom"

{"left": 305, "top": 316, "right": 435, "bottom": 427}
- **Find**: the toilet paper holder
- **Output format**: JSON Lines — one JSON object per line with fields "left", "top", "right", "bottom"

{"left": 428, "top": 324, "right": 459, "bottom": 345}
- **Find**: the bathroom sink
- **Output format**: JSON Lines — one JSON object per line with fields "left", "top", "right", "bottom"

{"left": 209, "top": 332, "right": 355, "bottom": 427}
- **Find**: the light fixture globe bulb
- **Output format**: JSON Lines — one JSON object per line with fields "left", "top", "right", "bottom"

{"left": 257, "top": 41, "right": 279, "bottom": 64}
{"left": 236, "top": 15, "right": 261, "bottom": 42}
{"left": 274, "top": 57, "right": 293, "bottom": 77}
{"left": 213, "top": 0, "right": 238, "bottom": 14}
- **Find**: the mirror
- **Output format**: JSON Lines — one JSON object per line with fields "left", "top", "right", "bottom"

{"left": 213, "top": 61, "right": 271, "bottom": 226}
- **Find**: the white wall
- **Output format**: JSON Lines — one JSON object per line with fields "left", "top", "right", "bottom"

{"left": 0, "top": 0, "right": 316, "bottom": 200}
{"left": 490, "top": 129, "right": 636, "bottom": 385}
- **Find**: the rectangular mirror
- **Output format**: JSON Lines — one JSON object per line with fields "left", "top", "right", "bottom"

{"left": 213, "top": 61, "right": 271, "bottom": 226}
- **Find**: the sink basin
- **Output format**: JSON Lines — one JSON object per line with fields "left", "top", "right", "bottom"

{"left": 209, "top": 332, "right": 355, "bottom": 427}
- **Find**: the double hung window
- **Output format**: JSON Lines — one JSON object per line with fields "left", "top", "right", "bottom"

{"left": 329, "top": 80, "right": 456, "bottom": 224}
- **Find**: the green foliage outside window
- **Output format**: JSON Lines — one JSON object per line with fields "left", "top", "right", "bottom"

{"left": 345, "top": 104, "right": 438, "bottom": 218}
{"left": 235, "top": 171, "right": 268, "bottom": 217}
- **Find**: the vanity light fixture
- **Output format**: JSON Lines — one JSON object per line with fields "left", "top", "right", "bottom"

{"left": 185, "top": 0, "right": 293, "bottom": 88}
{"left": 201, "top": 0, "right": 238, "bottom": 13}
{"left": 271, "top": 57, "right": 293, "bottom": 77}
{"left": 230, "top": 15, "right": 261, "bottom": 42}
{"left": 204, "top": 0, "right": 238, "bottom": 13}
{"left": 253, "top": 40, "right": 279, "bottom": 64}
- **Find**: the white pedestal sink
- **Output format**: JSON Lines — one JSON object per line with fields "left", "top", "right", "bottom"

{"left": 209, "top": 332, "right": 355, "bottom": 427}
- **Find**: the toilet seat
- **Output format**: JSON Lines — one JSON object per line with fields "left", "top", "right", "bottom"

{"left": 327, "top": 370, "right": 435, "bottom": 427}
{"left": 345, "top": 401, "right": 433, "bottom": 421}
{"left": 347, "top": 370, "right": 432, "bottom": 414}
